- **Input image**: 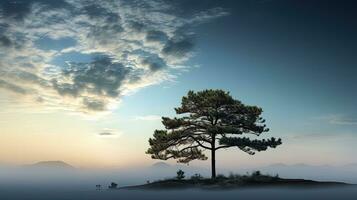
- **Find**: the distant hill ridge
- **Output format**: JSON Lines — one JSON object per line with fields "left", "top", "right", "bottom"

{"left": 151, "top": 162, "right": 171, "bottom": 168}
{"left": 26, "top": 161, "right": 75, "bottom": 169}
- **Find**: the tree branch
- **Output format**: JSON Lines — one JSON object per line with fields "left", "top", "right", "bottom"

{"left": 188, "top": 136, "right": 212, "bottom": 150}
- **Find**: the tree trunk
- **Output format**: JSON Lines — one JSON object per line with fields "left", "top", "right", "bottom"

{"left": 211, "top": 149, "right": 216, "bottom": 179}
{"left": 211, "top": 133, "right": 216, "bottom": 179}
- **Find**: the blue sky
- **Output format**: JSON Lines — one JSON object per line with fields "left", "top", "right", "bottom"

{"left": 0, "top": 0, "right": 356, "bottom": 168}
{"left": 118, "top": 0, "right": 357, "bottom": 135}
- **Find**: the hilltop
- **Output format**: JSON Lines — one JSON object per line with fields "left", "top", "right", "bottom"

{"left": 119, "top": 172, "right": 350, "bottom": 190}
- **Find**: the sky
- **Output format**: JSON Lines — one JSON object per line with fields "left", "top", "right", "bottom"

{"left": 0, "top": 0, "right": 356, "bottom": 169}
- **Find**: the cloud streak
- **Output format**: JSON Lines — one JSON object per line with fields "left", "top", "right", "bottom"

{"left": 329, "top": 117, "right": 357, "bottom": 125}
{"left": 315, "top": 114, "right": 357, "bottom": 126}
{"left": 0, "top": 0, "right": 228, "bottom": 114}
{"left": 134, "top": 115, "right": 162, "bottom": 121}
{"left": 97, "top": 128, "right": 120, "bottom": 138}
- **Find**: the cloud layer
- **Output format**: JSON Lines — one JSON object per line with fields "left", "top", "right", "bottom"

{"left": 0, "top": 0, "right": 227, "bottom": 113}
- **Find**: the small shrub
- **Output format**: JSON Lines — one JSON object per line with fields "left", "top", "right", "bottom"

{"left": 252, "top": 170, "right": 261, "bottom": 177}
{"left": 228, "top": 173, "right": 241, "bottom": 180}
{"left": 176, "top": 169, "right": 185, "bottom": 180}
{"left": 190, "top": 173, "right": 203, "bottom": 181}
{"left": 216, "top": 174, "right": 227, "bottom": 180}
{"left": 228, "top": 172, "right": 235, "bottom": 179}
{"left": 108, "top": 182, "right": 118, "bottom": 189}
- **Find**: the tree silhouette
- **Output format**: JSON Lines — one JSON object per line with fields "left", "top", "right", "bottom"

{"left": 108, "top": 182, "right": 118, "bottom": 189}
{"left": 176, "top": 169, "right": 185, "bottom": 180}
{"left": 146, "top": 89, "right": 282, "bottom": 179}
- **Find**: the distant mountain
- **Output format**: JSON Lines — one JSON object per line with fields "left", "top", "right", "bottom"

{"left": 25, "top": 161, "right": 75, "bottom": 170}
{"left": 266, "top": 163, "right": 288, "bottom": 168}
{"left": 343, "top": 163, "right": 357, "bottom": 168}
{"left": 262, "top": 163, "right": 334, "bottom": 171}
{"left": 291, "top": 163, "right": 310, "bottom": 167}
{"left": 151, "top": 162, "right": 171, "bottom": 169}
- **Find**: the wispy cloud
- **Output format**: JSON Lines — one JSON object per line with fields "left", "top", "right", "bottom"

{"left": 97, "top": 128, "right": 120, "bottom": 138}
{"left": 0, "top": 0, "right": 228, "bottom": 114}
{"left": 314, "top": 114, "right": 357, "bottom": 125}
{"left": 134, "top": 115, "right": 162, "bottom": 121}
{"left": 291, "top": 132, "right": 356, "bottom": 140}
{"left": 329, "top": 117, "right": 357, "bottom": 125}
{"left": 98, "top": 132, "right": 115, "bottom": 136}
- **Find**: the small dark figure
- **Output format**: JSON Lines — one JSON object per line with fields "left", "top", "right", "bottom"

{"left": 108, "top": 182, "right": 118, "bottom": 189}
{"left": 146, "top": 180, "right": 150, "bottom": 184}
{"left": 176, "top": 169, "right": 185, "bottom": 180}
{"left": 95, "top": 184, "right": 101, "bottom": 190}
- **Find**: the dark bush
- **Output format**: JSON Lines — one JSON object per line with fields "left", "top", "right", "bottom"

{"left": 252, "top": 170, "right": 261, "bottom": 177}
{"left": 176, "top": 169, "right": 185, "bottom": 180}
{"left": 108, "top": 182, "right": 118, "bottom": 189}
{"left": 190, "top": 173, "right": 203, "bottom": 181}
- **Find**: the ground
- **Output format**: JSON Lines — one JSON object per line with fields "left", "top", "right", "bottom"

{"left": 119, "top": 174, "right": 350, "bottom": 190}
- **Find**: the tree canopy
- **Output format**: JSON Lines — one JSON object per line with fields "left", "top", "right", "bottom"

{"left": 146, "top": 89, "right": 282, "bottom": 178}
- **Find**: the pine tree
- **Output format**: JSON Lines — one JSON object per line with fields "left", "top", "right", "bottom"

{"left": 146, "top": 89, "right": 282, "bottom": 179}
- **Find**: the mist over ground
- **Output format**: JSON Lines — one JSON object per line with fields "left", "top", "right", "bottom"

{"left": 1, "top": 161, "right": 357, "bottom": 199}
{"left": 1, "top": 186, "right": 357, "bottom": 200}
{"left": 1, "top": 161, "right": 357, "bottom": 189}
